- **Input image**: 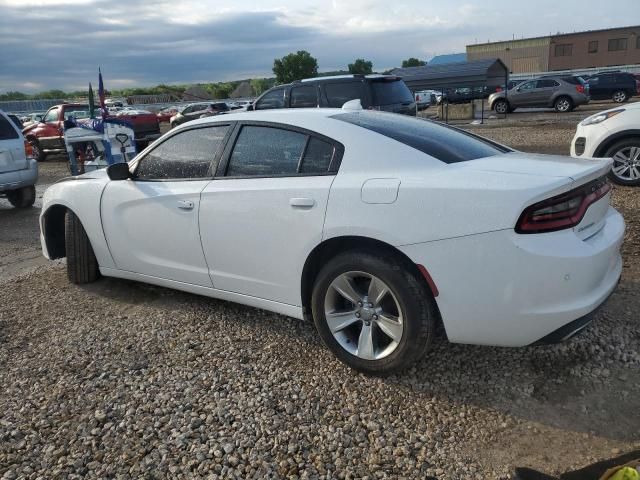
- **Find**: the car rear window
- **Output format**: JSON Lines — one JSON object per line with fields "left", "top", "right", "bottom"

{"left": 0, "top": 114, "right": 20, "bottom": 140}
{"left": 371, "top": 79, "right": 414, "bottom": 105}
{"left": 332, "top": 112, "right": 509, "bottom": 163}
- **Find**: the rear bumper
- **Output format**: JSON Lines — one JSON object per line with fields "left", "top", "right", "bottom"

{"left": 0, "top": 159, "right": 38, "bottom": 193}
{"left": 399, "top": 207, "right": 624, "bottom": 347}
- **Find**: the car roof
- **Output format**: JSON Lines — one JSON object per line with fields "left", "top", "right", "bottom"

{"left": 186, "top": 108, "right": 342, "bottom": 127}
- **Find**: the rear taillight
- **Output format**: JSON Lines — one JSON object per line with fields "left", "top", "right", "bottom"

{"left": 24, "top": 140, "right": 33, "bottom": 158}
{"left": 576, "top": 85, "right": 585, "bottom": 94}
{"left": 516, "top": 177, "right": 610, "bottom": 234}
{"left": 495, "top": 87, "right": 503, "bottom": 92}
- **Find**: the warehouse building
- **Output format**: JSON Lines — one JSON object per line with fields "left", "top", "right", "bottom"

{"left": 467, "top": 25, "right": 640, "bottom": 73}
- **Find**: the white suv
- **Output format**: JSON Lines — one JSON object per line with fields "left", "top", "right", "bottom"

{"left": 0, "top": 109, "right": 38, "bottom": 208}
{"left": 571, "top": 101, "right": 640, "bottom": 186}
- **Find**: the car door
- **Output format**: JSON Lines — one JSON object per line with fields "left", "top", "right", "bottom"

{"left": 530, "top": 79, "right": 559, "bottom": 106}
{"left": 0, "top": 113, "right": 26, "bottom": 174}
{"left": 254, "top": 88, "right": 287, "bottom": 110}
{"left": 290, "top": 84, "right": 319, "bottom": 108}
{"left": 101, "top": 124, "right": 232, "bottom": 286}
{"left": 199, "top": 122, "right": 342, "bottom": 305}
{"left": 510, "top": 80, "right": 537, "bottom": 107}
{"left": 38, "top": 106, "right": 63, "bottom": 150}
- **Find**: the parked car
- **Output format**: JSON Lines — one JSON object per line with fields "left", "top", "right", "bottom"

{"left": 156, "top": 106, "right": 178, "bottom": 123}
{"left": 571, "top": 101, "right": 640, "bottom": 185}
{"left": 23, "top": 103, "right": 161, "bottom": 160}
{"left": 249, "top": 74, "right": 417, "bottom": 116}
{"left": 7, "top": 114, "right": 24, "bottom": 130}
{"left": 0, "top": 109, "right": 38, "bottom": 208}
{"left": 584, "top": 72, "right": 638, "bottom": 103}
{"left": 414, "top": 90, "right": 436, "bottom": 109}
{"left": 489, "top": 76, "right": 589, "bottom": 113}
{"left": 169, "top": 102, "right": 230, "bottom": 128}
{"left": 40, "top": 107, "right": 623, "bottom": 374}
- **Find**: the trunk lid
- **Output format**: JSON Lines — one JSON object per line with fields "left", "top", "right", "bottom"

{"left": 465, "top": 152, "right": 612, "bottom": 183}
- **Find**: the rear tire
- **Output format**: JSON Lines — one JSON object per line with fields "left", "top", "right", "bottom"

{"left": 29, "top": 138, "right": 46, "bottom": 162}
{"left": 6, "top": 186, "right": 35, "bottom": 208}
{"left": 65, "top": 210, "right": 99, "bottom": 284}
{"left": 311, "top": 250, "right": 437, "bottom": 375}
{"left": 554, "top": 96, "right": 573, "bottom": 113}
{"left": 612, "top": 90, "right": 628, "bottom": 103}
{"left": 604, "top": 138, "right": 640, "bottom": 186}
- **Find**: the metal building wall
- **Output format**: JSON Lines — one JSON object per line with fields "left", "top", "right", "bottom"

{"left": 467, "top": 37, "right": 551, "bottom": 73}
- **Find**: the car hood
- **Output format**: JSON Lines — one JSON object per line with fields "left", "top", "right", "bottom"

{"left": 462, "top": 152, "right": 612, "bottom": 183}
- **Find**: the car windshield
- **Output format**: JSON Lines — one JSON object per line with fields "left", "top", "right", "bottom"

{"left": 332, "top": 111, "right": 509, "bottom": 163}
{"left": 371, "top": 79, "right": 414, "bottom": 105}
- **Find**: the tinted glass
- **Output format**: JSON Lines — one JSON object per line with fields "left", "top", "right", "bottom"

{"left": 537, "top": 79, "right": 559, "bottom": 88}
{"left": 44, "top": 108, "right": 59, "bottom": 122}
{"left": 8, "top": 115, "right": 23, "bottom": 129}
{"left": 561, "top": 76, "right": 583, "bottom": 85}
{"left": 518, "top": 81, "right": 536, "bottom": 91}
{"left": 256, "top": 89, "right": 285, "bottom": 110}
{"left": 324, "top": 82, "right": 366, "bottom": 108}
{"left": 371, "top": 79, "right": 414, "bottom": 105}
{"left": 0, "top": 114, "right": 19, "bottom": 140}
{"left": 136, "top": 126, "right": 228, "bottom": 180}
{"left": 290, "top": 85, "right": 318, "bottom": 108}
{"left": 333, "top": 112, "right": 507, "bottom": 164}
{"left": 227, "top": 126, "right": 306, "bottom": 176}
{"left": 300, "top": 137, "right": 334, "bottom": 174}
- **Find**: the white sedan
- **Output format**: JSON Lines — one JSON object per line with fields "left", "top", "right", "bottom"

{"left": 571, "top": 100, "right": 640, "bottom": 186}
{"left": 40, "top": 107, "right": 624, "bottom": 374}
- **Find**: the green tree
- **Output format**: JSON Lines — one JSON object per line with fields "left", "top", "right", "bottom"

{"left": 250, "top": 78, "right": 270, "bottom": 96}
{"left": 348, "top": 58, "right": 373, "bottom": 75}
{"left": 273, "top": 50, "right": 318, "bottom": 84}
{"left": 401, "top": 57, "right": 426, "bottom": 68}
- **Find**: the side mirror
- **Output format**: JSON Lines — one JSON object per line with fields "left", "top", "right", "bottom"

{"left": 246, "top": 104, "right": 254, "bottom": 111}
{"left": 107, "top": 162, "right": 131, "bottom": 181}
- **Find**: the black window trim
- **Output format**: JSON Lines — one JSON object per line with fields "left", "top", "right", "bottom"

{"left": 130, "top": 122, "right": 235, "bottom": 182}
{"left": 214, "top": 120, "right": 345, "bottom": 179}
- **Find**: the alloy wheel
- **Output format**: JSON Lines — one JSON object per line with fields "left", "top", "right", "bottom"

{"left": 324, "top": 271, "right": 404, "bottom": 360}
{"left": 612, "top": 146, "right": 640, "bottom": 182}
{"left": 556, "top": 99, "right": 571, "bottom": 112}
{"left": 613, "top": 91, "right": 627, "bottom": 103}
{"left": 495, "top": 101, "right": 507, "bottom": 114}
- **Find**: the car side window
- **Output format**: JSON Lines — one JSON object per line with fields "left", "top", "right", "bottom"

{"left": 299, "top": 137, "right": 335, "bottom": 174}
{"left": 290, "top": 85, "right": 318, "bottom": 108}
{"left": 227, "top": 126, "right": 306, "bottom": 176}
{"left": 256, "top": 89, "right": 285, "bottom": 110}
{"left": 518, "top": 81, "right": 536, "bottom": 91}
{"left": 44, "top": 108, "right": 59, "bottom": 123}
{"left": 536, "top": 79, "right": 559, "bottom": 88}
{"left": 0, "top": 114, "right": 19, "bottom": 140}
{"left": 324, "top": 82, "right": 366, "bottom": 107}
{"left": 135, "top": 125, "right": 229, "bottom": 180}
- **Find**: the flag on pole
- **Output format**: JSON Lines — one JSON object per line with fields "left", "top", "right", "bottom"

{"left": 88, "top": 82, "right": 96, "bottom": 119}
{"left": 98, "top": 67, "right": 106, "bottom": 118}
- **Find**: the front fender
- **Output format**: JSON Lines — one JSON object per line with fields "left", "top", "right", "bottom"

{"left": 40, "top": 176, "right": 115, "bottom": 268}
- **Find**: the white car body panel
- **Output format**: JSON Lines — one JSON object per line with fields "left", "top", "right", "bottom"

{"left": 571, "top": 101, "right": 640, "bottom": 157}
{"left": 200, "top": 175, "right": 334, "bottom": 306}
{"left": 40, "top": 109, "right": 625, "bottom": 348}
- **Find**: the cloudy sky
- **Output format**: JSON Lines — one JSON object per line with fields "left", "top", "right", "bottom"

{"left": 0, "top": 0, "right": 637, "bottom": 92}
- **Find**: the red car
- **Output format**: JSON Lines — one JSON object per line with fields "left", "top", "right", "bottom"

{"left": 23, "top": 103, "right": 161, "bottom": 161}
{"left": 156, "top": 106, "right": 178, "bottom": 123}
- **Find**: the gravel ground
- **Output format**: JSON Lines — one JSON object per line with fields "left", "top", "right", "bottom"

{"left": 1, "top": 119, "right": 639, "bottom": 479}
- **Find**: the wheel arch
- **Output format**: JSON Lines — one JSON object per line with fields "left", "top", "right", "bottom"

{"left": 593, "top": 130, "right": 640, "bottom": 157}
{"left": 300, "top": 235, "right": 441, "bottom": 324}
{"left": 41, "top": 203, "right": 71, "bottom": 259}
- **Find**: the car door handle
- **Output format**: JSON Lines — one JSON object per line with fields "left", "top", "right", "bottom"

{"left": 177, "top": 200, "right": 194, "bottom": 210}
{"left": 289, "top": 197, "right": 315, "bottom": 208}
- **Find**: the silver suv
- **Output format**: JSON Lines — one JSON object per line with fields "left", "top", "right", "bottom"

{"left": 489, "top": 76, "right": 589, "bottom": 113}
{"left": 0, "top": 109, "right": 38, "bottom": 208}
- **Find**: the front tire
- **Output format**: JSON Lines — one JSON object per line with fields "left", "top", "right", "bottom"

{"left": 554, "top": 96, "right": 573, "bottom": 112}
{"left": 493, "top": 99, "right": 509, "bottom": 114}
{"left": 65, "top": 211, "right": 99, "bottom": 284}
{"left": 7, "top": 186, "right": 35, "bottom": 208}
{"left": 311, "top": 251, "right": 436, "bottom": 375}
{"left": 612, "top": 90, "right": 628, "bottom": 103}
{"left": 605, "top": 138, "right": 640, "bottom": 186}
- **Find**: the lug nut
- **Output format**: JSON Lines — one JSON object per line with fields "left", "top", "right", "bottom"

{"left": 355, "top": 313, "right": 361, "bottom": 318}
{"left": 358, "top": 301, "right": 363, "bottom": 307}
{"left": 373, "top": 315, "right": 378, "bottom": 320}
